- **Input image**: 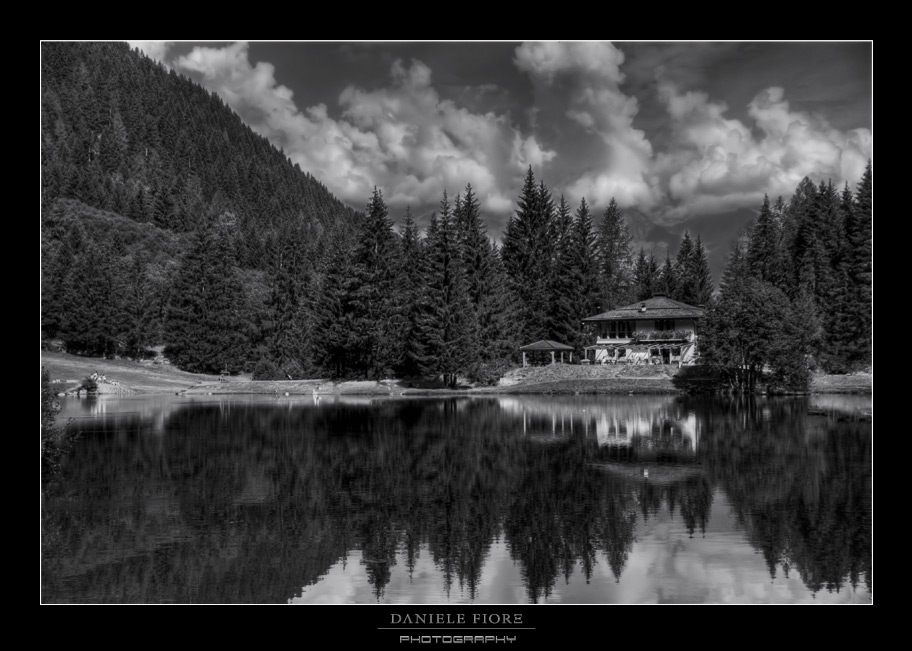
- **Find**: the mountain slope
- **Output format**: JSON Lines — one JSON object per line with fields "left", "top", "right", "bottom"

{"left": 41, "top": 41, "right": 358, "bottom": 269}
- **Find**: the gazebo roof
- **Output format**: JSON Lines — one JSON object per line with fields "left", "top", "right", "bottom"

{"left": 582, "top": 296, "right": 704, "bottom": 322}
{"left": 519, "top": 339, "right": 575, "bottom": 352}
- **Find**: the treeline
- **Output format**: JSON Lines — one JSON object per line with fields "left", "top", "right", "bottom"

{"left": 701, "top": 165, "right": 873, "bottom": 391}
{"left": 253, "top": 174, "right": 713, "bottom": 385}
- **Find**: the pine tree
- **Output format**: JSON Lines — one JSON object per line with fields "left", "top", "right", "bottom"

{"left": 719, "top": 229, "right": 752, "bottom": 294}
{"left": 311, "top": 232, "right": 357, "bottom": 378}
{"left": 396, "top": 207, "right": 424, "bottom": 377}
{"left": 787, "top": 177, "right": 821, "bottom": 299}
{"left": 632, "top": 249, "right": 659, "bottom": 301}
{"left": 658, "top": 254, "right": 676, "bottom": 298}
{"left": 454, "top": 183, "right": 512, "bottom": 367}
{"left": 415, "top": 194, "right": 474, "bottom": 387}
{"left": 748, "top": 195, "right": 782, "bottom": 286}
{"left": 454, "top": 186, "right": 487, "bottom": 324}
{"left": 564, "top": 198, "right": 602, "bottom": 350}
{"left": 41, "top": 212, "right": 88, "bottom": 339}
{"left": 597, "top": 198, "right": 632, "bottom": 309}
{"left": 349, "top": 188, "right": 403, "bottom": 378}
{"left": 164, "top": 221, "right": 249, "bottom": 374}
{"left": 57, "top": 238, "right": 125, "bottom": 357}
{"left": 674, "top": 232, "right": 696, "bottom": 304}
{"left": 844, "top": 161, "right": 872, "bottom": 368}
{"left": 691, "top": 235, "right": 714, "bottom": 306}
{"left": 807, "top": 180, "right": 851, "bottom": 371}
{"left": 480, "top": 249, "right": 519, "bottom": 364}
{"left": 264, "top": 225, "right": 311, "bottom": 377}
{"left": 551, "top": 194, "right": 573, "bottom": 252}
{"left": 120, "top": 252, "right": 156, "bottom": 359}
{"left": 544, "top": 195, "right": 576, "bottom": 345}
{"left": 501, "top": 168, "right": 554, "bottom": 343}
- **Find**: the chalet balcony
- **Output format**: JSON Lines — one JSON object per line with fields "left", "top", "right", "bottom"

{"left": 630, "top": 330, "right": 695, "bottom": 343}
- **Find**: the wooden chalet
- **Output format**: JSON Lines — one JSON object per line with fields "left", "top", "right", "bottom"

{"left": 581, "top": 295, "right": 704, "bottom": 366}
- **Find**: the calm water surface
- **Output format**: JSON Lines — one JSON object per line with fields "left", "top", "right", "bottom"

{"left": 42, "top": 394, "right": 872, "bottom": 604}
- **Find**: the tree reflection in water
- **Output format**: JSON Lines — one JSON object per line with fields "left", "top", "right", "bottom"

{"left": 42, "top": 395, "right": 871, "bottom": 603}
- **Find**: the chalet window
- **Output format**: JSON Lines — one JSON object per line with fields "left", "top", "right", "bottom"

{"left": 607, "top": 320, "right": 633, "bottom": 339}
{"left": 654, "top": 319, "right": 675, "bottom": 331}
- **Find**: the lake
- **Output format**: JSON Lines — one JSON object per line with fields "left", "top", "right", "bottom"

{"left": 41, "top": 393, "right": 872, "bottom": 604}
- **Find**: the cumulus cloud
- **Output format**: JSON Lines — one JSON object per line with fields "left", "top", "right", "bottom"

{"left": 514, "top": 42, "right": 658, "bottom": 210}
{"left": 173, "top": 42, "right": 551, "bottom": 219}
{"left": 128, "top": 41, "right": 172, "bottom": 64}
{"left": 512, "top": 42, "right": 870, "bottom": 224}
{"left": 653, "top": 80, "right": 873, "bottom": 221}
{"left": 167, "top": 41, "right": 870, "bottom": 232}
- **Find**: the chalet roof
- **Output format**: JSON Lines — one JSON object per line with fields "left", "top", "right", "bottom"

{"left": 519, "top": 339, "right": 575, "bottom": 351}
{"left": 582, "top": 296, "right": 705, "bottom": 322}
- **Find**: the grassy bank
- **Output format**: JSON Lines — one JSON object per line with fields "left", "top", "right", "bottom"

{"left": 40, "top": 351, "right": 871, "bottom": 396}
{"left": 41, "top": 350, "right": 222, "bottom": 395}
{"left": 810, "top": 372, "right": 873, "bottom": 394}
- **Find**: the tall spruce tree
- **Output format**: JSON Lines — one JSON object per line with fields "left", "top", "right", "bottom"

{"left": 481, "top": 248, "right": 519, "bottom": 364}
{"left": 396, "top": 207, "right": 425, "bottom": 377}
{"left": 672, "top": 231, "right": 713, "bottom": 305}
{"left": 691, "top": 235, "right": 714, "bottom": 306}
{"left": 41, "top": 213, "right": 88, "bottom": 339}
{"left": 454, "top": 186, "right": 487, "bottom": 324}
{"left": 673, "top": 232, "right": 696, "bottom": 304}
{"left": 597, "top": 198, "right": 632, "bottom": 309}
{"left": 415, "top": 194, "right": 474, "bottom": 387}
{"left": 501, "top": 168, "right": 554, "bottom": 343}
{"left": 632, "top": 249, "right": 659, "bottom": 301}
{"left": 658, "top": 254, "right": 676, "bottom": 298}
{"left": 349, "top": 188, "right": 403, "bottom": 378}
{"left": 263, "top": 225, "right": 311, "bottom": 377}
{"left": 120, "top": 252, "right": 157, "bottom": 359}
{"left": 310, "top": 232, "right": 357, "bottom": 378}
{"left": 454, "top": 184, "right": 513, "bottom": 367}
{"left": 564, "top": 198, "right": 602, "bottom": 350}
{"left": 812, "top": 180, "right": 850, "bottom": 371}
{"left": 748, "top": 195, "right": 782, "bottom": 286}
{"left": 787, "top": 177, "right": 821, "bottom": 298}
{"left": 719, "top": 229, "right": 752, "bottom": 294}
{"left": 844, "top": 161, "right": 872, "bottom": 368}
{"left": 164, "top": 220, "right": 249, "bottom": 374}
{"left": 57, "top": 238, "right": 125, "bottom": 357}
{"left": 544, "top": 195, "right": 577, "bottom": 345}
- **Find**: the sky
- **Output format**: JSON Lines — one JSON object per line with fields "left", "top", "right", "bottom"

{"left": 129, "top": 41, "right": 872, "bottom": 278}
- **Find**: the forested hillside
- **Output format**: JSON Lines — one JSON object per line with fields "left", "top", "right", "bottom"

{"left": 40, "top": 42, "right": 358, "bottom": 368}
{"left": 41, "top": 43, "right": 355, "bottom": 247}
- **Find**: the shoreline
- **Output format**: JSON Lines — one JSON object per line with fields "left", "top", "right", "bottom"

{"left": 42, "top": 351, "right": 872, "bottom": 397}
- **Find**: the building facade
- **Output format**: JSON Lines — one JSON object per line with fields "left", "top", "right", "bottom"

{"left": 581, "top": 295, "right": 704, "bottom": 365}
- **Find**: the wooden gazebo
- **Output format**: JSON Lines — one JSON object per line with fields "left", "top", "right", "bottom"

{"left": 519, "top": 340, "right": 574, "bottom": 367}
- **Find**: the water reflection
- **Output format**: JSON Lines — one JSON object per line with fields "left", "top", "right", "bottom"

{"left": 42, "top": 394, "right": 871, "bottom": 604}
